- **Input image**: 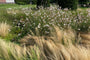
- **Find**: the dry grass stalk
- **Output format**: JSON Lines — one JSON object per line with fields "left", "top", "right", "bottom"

{"left": 0, "top": 22, "right": 10, "bottom": 37}
{"left": 0, "top": 39, "right": 41, "bottom": 60}
{"left": 0, "top": 26, "right": 90, "bottom": 60}
{"left": 19, "top": 26, "right": 90, "bottom": 60}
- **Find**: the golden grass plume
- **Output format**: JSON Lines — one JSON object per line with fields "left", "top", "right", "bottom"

{"left": 19, "top": 26, "right": 90, "bottom": 60}
{"left": 0, "top": 22, "right": 10, "bottom": 37}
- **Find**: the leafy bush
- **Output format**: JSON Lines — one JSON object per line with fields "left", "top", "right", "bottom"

{"left": 15, "top": 0, "right": 30, "bottom": 5}
{"left": 50, "top": 0, "right": 58, "bottom": 3}
{"left": 32, "top": 0, "right": 37, "bottom": 4}
{"left": 11, "top": 13, "right": 30, "bottom": 39}
{"left": 37, "top": 0, "right": 50, "bottom": 8}
{"left": 11, "top": 7, "right": 89, "bottom": 40}
{"left": 0, "top": 6, "right": 90, "bottom": 42}
{"left": 79, "top": 0, "right": 90, "bottom": 7}
{"left": 58, "top": 0, "right": 78, "bottom": 10}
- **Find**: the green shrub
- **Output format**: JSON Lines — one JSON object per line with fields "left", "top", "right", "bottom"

{"left": 32, "top": 0, "right": 37, "bottom": 4}
{"left": 58, "top": 0, "right": 78, "bottom": 10}
{"left": 79, "top": 0, "right": 89, "bottom": 4}
{"left": 37, "top": 0, "right": 50, "bottom": 8}
{"left": 50, "top": 0, "right": 58, "bottom": 3}
{"left": 15, "top": 0, "right": 30, "bottom": 5}
{"left": 79, "top": 0, "right": 90, "bottom": 7}
{"left": 12, "top": 12, "right": 51, "bottom": 38}
{"left": 0, "top": 7, "right": 90, "bottom": 42}
{"left": 11, "top": 8, "right": 90, "bottom": 40}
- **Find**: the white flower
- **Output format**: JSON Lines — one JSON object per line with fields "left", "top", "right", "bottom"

{"left": 26, "top": 17, "right": 29, "bottom": 21}
{"left": 78, "top": 28, "right": 80, "bottom": 30}
{"left": 18, "top": 33, "right": 21, "bottom": 36}
{"left": 8, "top": 8, "right": 12, "bottom": 10}
{"left": 38, "top": 23, "right": 41, "bottom": 28}
{"left": 25, "top": 13, "right": 29, "bottom": 16}
{"left": 89, "top": 26, "right": 90, "bottom": 29}
{"left": 45, "top": 31, "right": 49, "bottom": 34}
{"left": 64, "top": 24, "right": 66, "bottom": 26}
{"left": 18, "top": 23, "right": 20, "bottom": 26}
{"left": 23, "top": 24, "right": 25, "bottom": 27}
{"left": 13, "top": 13, "right": 16, "bottom": 14}
{"left": 44, "top": 24, "right": 49, "bottom": 27}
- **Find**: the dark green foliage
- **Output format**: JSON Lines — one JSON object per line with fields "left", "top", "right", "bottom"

{"left": 50, "top": 0, "right": 57, "bottom": 3}
{"left": 37, "top": 0, "right": 41, "bottom": 7}
{"left": 37, "top": 0, "right": 50, "bottom": 8}
{"left": 32, "top": 0, "right": 37, "bottom": 4}
{"left": 79, "top": 0, "right": 89, "bottom": 4}
{"left": 12, "top": 13, "right": 30, "bottom": 39}
{"left": 15, "top": 0, "right": 30, "bottom": 5}
{"left": 79, "top": 0, "right": 90, "bottom": 7}
{"left": 58, "top": 0, "right": 78, "bottom": 10}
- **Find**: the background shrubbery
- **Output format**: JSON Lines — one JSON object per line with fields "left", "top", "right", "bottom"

{"left": 58, "top": 0, "right": 78, "bottom": 10}
{"left": 79, "top": 0, "right": 90, "bottom": 7}
{"left": 15, "top": 0, "right": 30, "bottom": 5}
{"left": 14, "top": 0, "right": 90, "bottom": 8}
{"left": 32, "top": 0, "right": 37, "bottom": 4}
{"left": 37, "top": 0, "right": 50, "bottom": 8}
{"left": 50, "top": 0, "right": 57, "bottom": 3}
